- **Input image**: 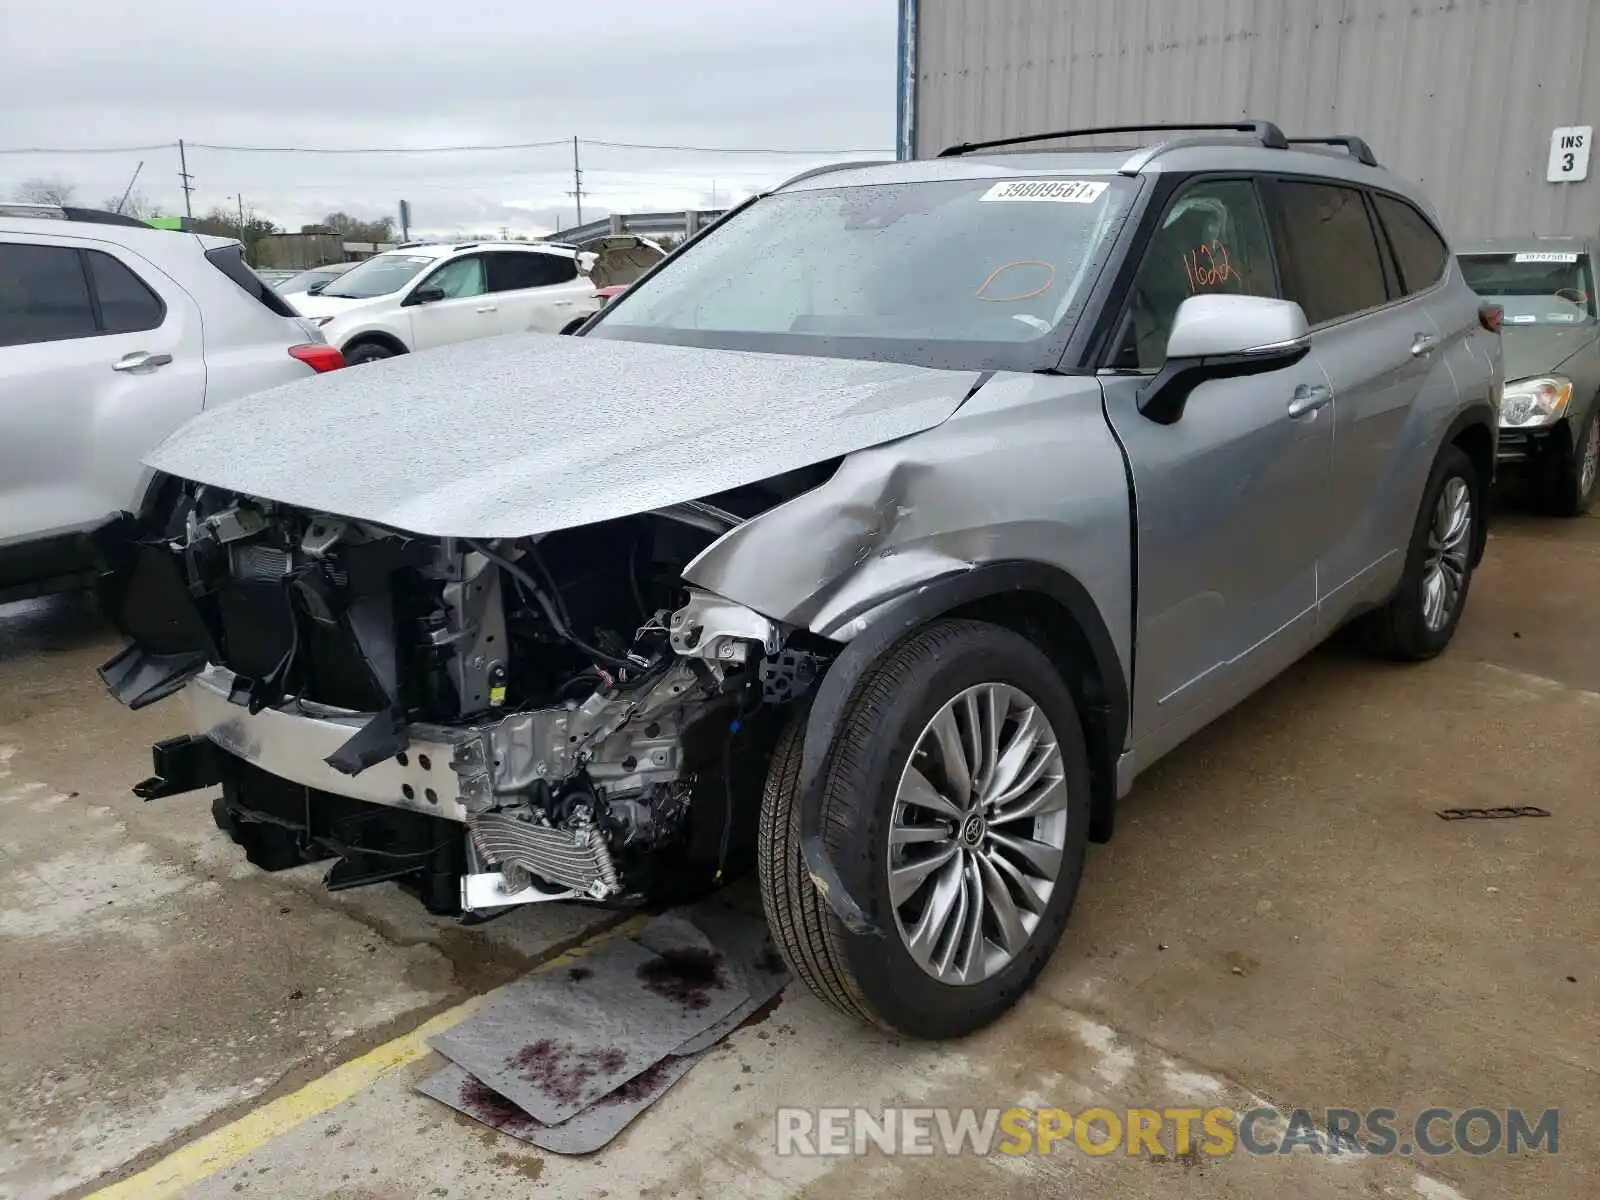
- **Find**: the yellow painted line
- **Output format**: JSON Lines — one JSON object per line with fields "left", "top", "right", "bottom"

{"left": 87, "top": 916, "right": 645, "bottom": 1200}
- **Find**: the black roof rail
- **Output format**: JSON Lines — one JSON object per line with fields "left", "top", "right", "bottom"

{"left": 1285, "top": 136, "right": 1379, "bottom": 166}
{"left": 939, "top": 121, "right": 1289, "bottom": 158}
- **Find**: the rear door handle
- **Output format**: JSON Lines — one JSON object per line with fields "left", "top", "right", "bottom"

{"left": 111, "top": 351, "right": 173, "bottom": 372}
{"left": 1411, "top": 333, "right": 1439, "bottom": 357}
{"left": 474, "top": 304, "right": 498, "bottom": 314}
{"left": 1288, "top": 383, "right": 1333, "bottom": 418}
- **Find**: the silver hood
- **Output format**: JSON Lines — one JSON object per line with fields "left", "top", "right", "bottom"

{"left": 146, "top": 333, "right": 982, "bottom": 538}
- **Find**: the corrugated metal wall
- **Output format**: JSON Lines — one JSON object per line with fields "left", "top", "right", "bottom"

{"left": 913, "top": 0, "right": 1600, "bottom": 238}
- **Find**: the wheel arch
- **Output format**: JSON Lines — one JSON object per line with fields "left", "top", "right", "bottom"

{"left": 795, "top": 560, "right": 1127, "bottom": 934}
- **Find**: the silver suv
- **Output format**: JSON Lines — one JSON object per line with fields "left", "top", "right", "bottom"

{"left": 0, "top": 208, "right": 340, "bottom": 603}
{"left": 96, "top": 122, "right": 1500, "bottom": 1038}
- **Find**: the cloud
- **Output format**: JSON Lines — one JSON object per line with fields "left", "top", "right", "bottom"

{"left": 0, "top": 0, "right": 896, "bottom": 233}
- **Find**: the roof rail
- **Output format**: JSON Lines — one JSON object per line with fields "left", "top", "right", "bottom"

{"left": 775, "top": 160, "right": 896, "bottom": 190}
{"left": 1285, "top": 136, "right": 1379, "bottom": 166}
{"left": 938, "top": 121, "right": 1289, "bottom": 158}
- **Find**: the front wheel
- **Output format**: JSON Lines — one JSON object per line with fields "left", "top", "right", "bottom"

{"left": 1542, "top": 404, "right": 1599, "bottom": 517}
{"left": 1361, "top": 444, "right": 1480, "bottom": 660}
{"left": 343, "top": 341, "right": 397, "bottom": 366}
{"left": 758, "top": 619, "right": 1091, "bottom": 1038}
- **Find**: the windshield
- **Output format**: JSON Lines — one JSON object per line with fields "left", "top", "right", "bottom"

{"left": 1458, "top": 251, "right": 1595, "bottom": 326}
{"left": 277, "top": 264, "right": 349, "bottom": 294}
{"left": 318, "top": 253, "right": 436, "bottom": 299}
{"left": 587, "top": 176, "right": 1136, "bottom": 370}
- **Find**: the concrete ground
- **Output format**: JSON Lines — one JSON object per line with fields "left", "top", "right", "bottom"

{"left": 1, "top": 504, "right": 1594, "bottom": 1200}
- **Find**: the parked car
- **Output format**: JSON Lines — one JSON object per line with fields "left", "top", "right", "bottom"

{"left": 0, "top": 209, "right": 342, "bottom": 604}
{"left": 289, "top": 238, "right": 664, "bottom": 364}
{"left": 254, "top": 268, "right": 300, "bottom": 288}
{"left": 275, "top": 261, "right": 357, "bottom": 299}
{"left": 1458, "top": 237, "right": 1599, "bottom": 514}
{"left": 96, "top": 122, "right": 1498, "bottom": 1038}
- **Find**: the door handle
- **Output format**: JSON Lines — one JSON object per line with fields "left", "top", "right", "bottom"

{"left": 1287, "top": 383, "right": 1333, "bottom": 418}
{"left": 474, "top": 304, "right": 498, "bottom": 313}
{"left": 1411, "top": 333, "right": 1439, "bottom": 357}
{"left": 111, "top": 351, "right": 173, "bottom": 372}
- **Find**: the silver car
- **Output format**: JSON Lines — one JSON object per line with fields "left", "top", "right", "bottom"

{"left": 0, "top": 209, "right": 342, "bottom": 603}
{"left": 96, "top": 122, "right": 1499, "bottom": 1038}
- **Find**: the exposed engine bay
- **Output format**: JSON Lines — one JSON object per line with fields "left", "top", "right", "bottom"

{"left": 97, "top": 470, "right": 832, "bottom": 915}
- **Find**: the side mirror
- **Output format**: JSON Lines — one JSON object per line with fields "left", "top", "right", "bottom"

{"left": 1138, "top": 294, "right": 1311, "bottom": 424}
{"left": 409, "top": 285, "right": 446, "bottom": 306}
{"left": 306, "top": 281, "right": 328, "bottom": 295}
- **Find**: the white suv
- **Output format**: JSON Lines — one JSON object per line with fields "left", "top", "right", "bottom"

{"left": 290, "top": 241, "right": 614, "bottom": 364}
{"left": 0, "top": 208, "right": 340, "bottom": 603}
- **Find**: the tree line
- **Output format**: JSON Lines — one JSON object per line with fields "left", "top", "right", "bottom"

{"left": 10, "top": 176, "right": 396, "bottom": 257}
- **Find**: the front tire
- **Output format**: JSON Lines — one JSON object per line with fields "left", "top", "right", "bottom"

{"left": 758, "top": 619, "right": 1091, "bottom": 1038}
{"left": 1361, "top": 444, "right": 1480, "bottom": 660}
{"left": 1542, "top": 404, "right": 1599, "bottom": 517}
{"left": 343, "top": 341, "right": 397, "bottom": 366}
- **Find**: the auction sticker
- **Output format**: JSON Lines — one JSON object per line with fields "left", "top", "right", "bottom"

{"left": 980, "top": 179, "right": 1108, "bottom": 203}
{"left": 1513, "top": 251, "right": 1578, "bottom": 263}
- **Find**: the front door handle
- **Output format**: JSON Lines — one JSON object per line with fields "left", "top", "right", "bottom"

{"left": 1411, "top": 333, "right": 1439, "bottom": 357}
{"left": 474, "top": 304, "right": 498, "bottom": 314}
{"left": 1288, "top": 383, "right": 1333, "bottom": 418}
{"left": 112, "top": 351, "right": 173, "bottom": 372}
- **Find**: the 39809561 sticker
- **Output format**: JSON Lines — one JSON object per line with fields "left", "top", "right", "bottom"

{"left": 979, "top": 180, "right": 1109, "bottom": 204}
{"left": 1513, "top": 251, "right": 1579, "bottom": 264}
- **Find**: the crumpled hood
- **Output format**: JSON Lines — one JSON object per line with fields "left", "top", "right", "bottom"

{"left": 1501, "top": 324, "right": 1599, "bottom": 381}
{"left": 145, "top": 333, "right": 982, "bottom": 538}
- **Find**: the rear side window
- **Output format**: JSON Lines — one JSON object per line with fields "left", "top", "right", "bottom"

{"left": 1374, "top": 195, "right": 1449, "bottom": 295}
{"left": 205, "top": 244, "right": 299, "bottom": 317}
{"left": 0, "top": 243, "right": 97, "bottom": 346}
{"left": 87, "top": 250, "right": 165, "bottom": 334}
{"left": 1272, "top": 182, "right": 1389, "bottom": 325}
{"left": 487, "top": 251, "right": 579, "bottom": 291}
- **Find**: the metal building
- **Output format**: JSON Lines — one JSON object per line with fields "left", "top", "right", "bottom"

{"left": 897, "top": 0, "right": 1600, "bottom": 239}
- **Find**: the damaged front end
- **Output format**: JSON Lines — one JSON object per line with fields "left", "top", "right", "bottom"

{"left": 96, "top": 479, "right": 827, "bottom": 915}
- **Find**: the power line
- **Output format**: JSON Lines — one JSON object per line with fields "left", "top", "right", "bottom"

{"left": 185, "top": 139, "right": 571, "bottom": 155}
{"left": 1, "top": 137, "right": 890, "bottom": 157}
{"left": 582, "top": 139, "right": 888, "bottom": 155}
{"left": 0, "top": 142, "right": 173, "bottom": 155}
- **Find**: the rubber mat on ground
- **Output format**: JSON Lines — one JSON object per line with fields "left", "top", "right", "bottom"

{"left": 418, "top": 902, "right": 789, "bottom": 1152}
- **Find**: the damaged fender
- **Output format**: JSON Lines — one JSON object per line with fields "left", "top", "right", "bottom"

{"left": 682, "top": 372, "right": 1135, "bottom": 934}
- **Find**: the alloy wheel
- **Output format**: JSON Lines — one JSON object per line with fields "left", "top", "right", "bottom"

{"left": 886, "top": 683, "right": 1071, "bottom": 986}
{"left": 1421, "top": 476, "right": 1472, "bottom": 632}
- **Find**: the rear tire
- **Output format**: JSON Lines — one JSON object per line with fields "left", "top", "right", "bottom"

{"left": 344, "top": 341, "right": 397, "bottom": 366}
{"left": 758, "top": 619, "right": 1091, "bottom": 1038}
{"left": 1541, "top": 404, "right": 1599, "bottom": 517}
{"left": 1361, "top": 444, "right": 1480, "bottom": 660}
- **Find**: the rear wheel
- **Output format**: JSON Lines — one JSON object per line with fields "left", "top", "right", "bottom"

{"left": 1361, "top": 445, "right": 1479, "bottom": 660}
{"left": 758, "top": 619, "right": 1091, "bottom": 1038}
{"left": 1541, "top": 404, "right": 1599, "bottom": 517}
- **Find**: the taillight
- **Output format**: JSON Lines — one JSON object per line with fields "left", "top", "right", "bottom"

{"left": 1479, "top": 304, "right": 1503, "bottom": 333}
{"left": 288, "top": 343, "right": 345, "bottom": 373}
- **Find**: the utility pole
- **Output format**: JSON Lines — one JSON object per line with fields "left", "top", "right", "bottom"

{"left": 115, "top": 160, "right": 144, "bottom": 215}
{"left": 568, "top": 136, "right": 585, "bottom": 227}
{"left": 177, "top": 140, "right": 194, "bottom": 219}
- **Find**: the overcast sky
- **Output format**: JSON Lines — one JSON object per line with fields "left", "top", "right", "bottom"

{"left": 1, "top": 0, "right": 897, "bottom": 237}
